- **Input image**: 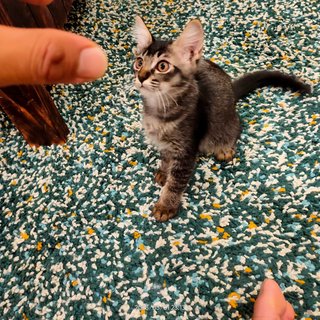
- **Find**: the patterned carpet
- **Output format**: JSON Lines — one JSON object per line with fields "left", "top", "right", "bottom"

{"left": 0, "top": 0, "right": 319, "bottom": 319}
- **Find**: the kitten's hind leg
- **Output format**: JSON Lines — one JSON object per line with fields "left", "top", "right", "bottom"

{"left": 152, "top": 153, "right": 195, "bottom": 222}
{"left": 199, "top": 115, "right": 241, "bottom": 162}
{"left": 155, "top": 152, "right": 171, "bottom": 186}
{"left": 199, "top": 138, "right": 237, "bottom": 162}
{"left": 213, "top": 145, "right": 236, "bottom": 162}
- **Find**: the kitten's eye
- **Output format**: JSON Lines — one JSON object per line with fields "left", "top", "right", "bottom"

{"left": 134, "top": 57, "right": 143, "bottom": 70}
{"left": 156, "top": 61, "right": 170, "bottom": 73}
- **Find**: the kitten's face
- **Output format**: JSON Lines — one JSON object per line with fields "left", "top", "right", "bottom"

{"left": 132, "top": 17, "right": 204, "bottom": 105}
{"left": 133, "top": 41, "right": 186, "bottom": 98}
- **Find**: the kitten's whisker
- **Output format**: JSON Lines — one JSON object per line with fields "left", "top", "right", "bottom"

{"left": 123, "top": 83, "right": 136, "bottom": 95}
{"left": 165, "top": 92, "right": 179, "bottom": 107}
{"left": 163, "top": 92, "right": 170, "bottom": 108}
{"left": 187, "top": 82, "right": 197, "bottom": 91}
{"left": 155, "top": 91, "right": 161, "bottom": 112}
{"left": 157, "top": 90, "right": 167, "bottom": 115}
{"left": 156, "top": 90, "right": 166, "bottom": 114}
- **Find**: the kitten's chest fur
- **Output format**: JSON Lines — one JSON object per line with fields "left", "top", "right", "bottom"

{"left": 142, "top": 114, "right": 180, "bottom": 151}
{"left": 141, "top": 82, "right": 198, "bottom": 153}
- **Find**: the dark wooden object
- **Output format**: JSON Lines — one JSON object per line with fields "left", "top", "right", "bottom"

{"left": 0, "top": 0, "right": 73, "bottom": 146}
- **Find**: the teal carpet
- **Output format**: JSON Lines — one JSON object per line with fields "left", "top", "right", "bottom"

{"left": 0, "top": 0, "right": 319, "bottom": 319}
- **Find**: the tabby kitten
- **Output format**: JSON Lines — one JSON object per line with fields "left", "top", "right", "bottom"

{"left": 132, "top": 16, "right": 311, "bottom": 222}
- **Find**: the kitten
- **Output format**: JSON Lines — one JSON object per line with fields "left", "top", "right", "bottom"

{"left": 132, "top": 16, "right": 311, "bottom": 222}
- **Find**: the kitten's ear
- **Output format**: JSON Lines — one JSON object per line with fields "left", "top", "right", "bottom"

{"left": 173, "top": 20, "right": 204, "bottom": 62}
{"left": 133, "top": 16, "right": 153, "bottom": 54}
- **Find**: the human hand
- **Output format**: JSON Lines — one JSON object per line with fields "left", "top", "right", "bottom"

{"left": 252, "top": 279, "right": 295, "bottom": 320}
{"left": 0, "top": 0, "right": 108, "bottom": 87}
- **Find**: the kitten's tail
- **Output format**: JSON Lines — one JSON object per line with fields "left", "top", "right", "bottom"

{"left": 232, "top": 70, "right": 312, "bottom": 101}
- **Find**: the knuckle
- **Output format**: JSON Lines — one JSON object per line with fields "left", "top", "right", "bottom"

{"left": 30, "top": 34, "right": 75, "bottom": 83}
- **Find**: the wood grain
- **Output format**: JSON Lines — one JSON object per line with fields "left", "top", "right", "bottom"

{"left": 0, "top": 86, "right": 69, "bottom": 146}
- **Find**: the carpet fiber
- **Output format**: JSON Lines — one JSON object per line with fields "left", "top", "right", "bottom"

{"left": 0, "top": 0, "right": 319, "bottom": 319}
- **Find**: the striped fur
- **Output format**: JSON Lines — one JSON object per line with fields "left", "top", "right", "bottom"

{"left": 133, "top": 17, "right": 311, "bottom": 221}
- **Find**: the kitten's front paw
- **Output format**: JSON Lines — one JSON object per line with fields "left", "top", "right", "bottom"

{"left": 152, "top": 202, "right": 178, "bottom": 222}
{"left": 154, "top": 170, "right": 167, "bottom": 186}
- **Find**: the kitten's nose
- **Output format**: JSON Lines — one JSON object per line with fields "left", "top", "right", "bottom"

{"left": 138, "top": 70, "right": 151, "bottom": 84}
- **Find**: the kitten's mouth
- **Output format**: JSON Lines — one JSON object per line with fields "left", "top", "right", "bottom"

{"left": 135, "top": 81, "right": 145, "bottom": 90}
{"left": 135, "top": 80, "right": 156, "bottom": 93}
{"left": 138, "top": 84, "right": 151, "bottom": 92}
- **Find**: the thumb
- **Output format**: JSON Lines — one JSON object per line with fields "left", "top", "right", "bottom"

{"left": 0, "top": 26, "right": 108, "bottom": 87}
{"left": 252, "top": 279, "right": 295, "bottom": 320}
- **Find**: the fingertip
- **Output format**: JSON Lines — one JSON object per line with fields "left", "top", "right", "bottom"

{"left": 253, "top": 279, "right": 294, "bottom": 320}
{"left": 76, "top": 47, "right": 108, "bottom": 80}
{"left": 259, "top": 279, "right": 280, "bottom": 295}
{"left": 0, "top": 27, "right": 108, "bottom": 86}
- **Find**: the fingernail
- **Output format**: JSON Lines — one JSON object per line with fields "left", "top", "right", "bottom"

{"left": 77, "top": 47, "right": 108, "bottom": 79}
